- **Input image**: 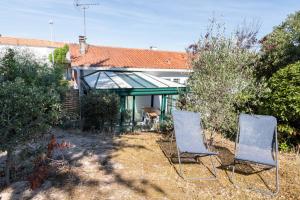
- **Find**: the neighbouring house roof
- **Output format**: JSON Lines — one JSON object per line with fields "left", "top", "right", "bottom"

{"left": 0, "top": 36, "right": 65, "bottom": 48}
{"left": 69, "top": 44, "right": 190, "bottom": 70}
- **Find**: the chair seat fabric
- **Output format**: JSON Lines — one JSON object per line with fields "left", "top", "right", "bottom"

{"left": 180, "top": 146, "right": 217, "bottom": 155}
{"left": 172, "top": 110, "right": 216, "bottom": 155}
{"left": 235, "top": 114, "right": 277, "bottom": 167}
{"left": 236, "top": 144, "right": 276, "bottom": 166}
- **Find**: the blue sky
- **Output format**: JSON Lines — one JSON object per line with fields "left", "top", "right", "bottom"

{"left": 0, "top": 0, "right": 299, "bottom": 51}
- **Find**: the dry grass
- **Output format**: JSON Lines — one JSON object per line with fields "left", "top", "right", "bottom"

{"left": 1, "top": 129, "right": 299, "bottom": 200}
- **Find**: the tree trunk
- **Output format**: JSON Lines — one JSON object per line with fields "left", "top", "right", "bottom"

{"left": 5, "top": 149, "right": 12, "bottom": 185}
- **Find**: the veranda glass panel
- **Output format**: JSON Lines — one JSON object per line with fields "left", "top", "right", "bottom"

{"left": 84, "top": 72, "right": 100, "bottom": 88}
{"left": 127, "top": 73, "right": 157, "bottom": 88}
{"left": 117, "top": 73, "right": 145, "bottom": 88}
{"left": 95, "top": 72, "right": 118, "bottom": 89}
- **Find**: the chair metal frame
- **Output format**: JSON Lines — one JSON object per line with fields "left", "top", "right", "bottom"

{"left": 230, "top": 115, "right": 279, "bottom": 196}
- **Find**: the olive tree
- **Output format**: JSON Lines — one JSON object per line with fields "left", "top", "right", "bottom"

{"left": 185, "top": 20, "right": 265, "bottom": 140}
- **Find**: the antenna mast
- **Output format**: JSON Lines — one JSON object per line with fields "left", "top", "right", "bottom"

{"left": 74, "top": 0, "right": 99, "bottom": 38}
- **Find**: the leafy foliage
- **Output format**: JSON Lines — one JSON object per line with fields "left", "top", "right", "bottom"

{"left": 0, "top": 48, "right": 63, "bottom": 184}
{"left": 82, "top": 91, "right": 120, "bottom": 132}
{"left": 279, "top": 141, "right": 290, "bottom": 152}
{"left": 48, "top": 44, "right": 70, "bottom": 90}
{"left": 261, "top": 61, "right": 300, "bottom": 141}
{"left": 257, "top": 11, "right": 300, "bottom": 78}
{"left": 1, "top": 48, "right": 44, "bottom": 84}
{"left": 158, "top": 115, "right": 174, "bottom": 134}
{"left": 0, "top": 48, "right": 68, "bottom": 95}
{"left": 49, "top": 44, "right": 69, "bottom": 64}
{"left": 185, "top": 20, "right": 263, "bottom": 138}
{"left": 0, "top": 79, "right": 61, "bottom": 151}
{"left": 254, "top": 11, "right": 300, "bottom": 149}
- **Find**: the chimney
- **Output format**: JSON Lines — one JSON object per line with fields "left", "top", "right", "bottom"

{"left": 150, "top": 46, "right": 157, "bottom": 51}
{"left": 79, "top": 35, "right": 87, "bottom": 54}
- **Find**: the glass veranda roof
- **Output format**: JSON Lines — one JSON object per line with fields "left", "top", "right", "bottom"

{"left": 82, "top": 71, "right": 185, "bottom": 90}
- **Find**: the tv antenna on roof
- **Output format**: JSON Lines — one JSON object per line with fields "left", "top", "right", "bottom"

{"left": 74, "top": 0, "right": 99, "bottom": 38}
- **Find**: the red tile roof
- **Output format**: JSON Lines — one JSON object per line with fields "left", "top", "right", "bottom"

{"left": 0, "top": 36, "right": 190, "bottom": 70}
{"left": 69, "top": 44, "right": 190, "bottom": 70}
{"left": 0, "top": 36, "right": 65, "bottom": 48}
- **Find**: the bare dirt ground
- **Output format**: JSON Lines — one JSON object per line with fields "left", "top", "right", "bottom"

{"left": 1, "top": 128, "right": 299, "bottom": 200}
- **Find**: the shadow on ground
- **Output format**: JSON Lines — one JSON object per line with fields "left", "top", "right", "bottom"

{"left": 1, "top": 129, "right": 166, "bottom": 200}
{"left": 158, "top": 137, "right": 271, "bottom": 175}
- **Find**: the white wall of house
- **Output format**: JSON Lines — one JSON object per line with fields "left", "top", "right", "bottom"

{"left": 0, "top": 44, "right": 55, "bottom": 65}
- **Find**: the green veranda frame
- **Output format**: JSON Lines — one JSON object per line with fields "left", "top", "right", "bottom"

{"left": 80, "top": 70, "right": 187, "bottom": 131}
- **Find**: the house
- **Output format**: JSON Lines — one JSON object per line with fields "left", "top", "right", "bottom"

{"left": 0, "top": 35, "right": 191, "bottom": 129}
{"left": 69, "top": 36, "right": 190, "bottom": 128}
{"left": 0, "top": 36, "right": 65, "bottom": 64}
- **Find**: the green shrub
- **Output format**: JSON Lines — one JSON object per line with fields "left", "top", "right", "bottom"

{"left": 159, "top": 115, "right": 174, "bottom": 134}
{"left": 279, "top": 141, "right": 290, "bottom": 152}
{"left": 261, "top": 61, "right": 300, "bottom": 146}
{"left": 82, "top": 91, "right": 120, "bottom": 132}
{"left": 0, "top": 79, "right": 61, "bottom": 184}
{"left": 49, "top": 44, "right": 69, "bottom": 64}
{"left": 0, "top": 48, "right": 68, "bottom": 97}
{"left": 265, "top": 61, "right": 300, "bottom": 125}
{"left": 59, "top": 111, "right": 80, "bottom": 129}
{"left": 0, "top": 48, "right": 64, "bottom": 184}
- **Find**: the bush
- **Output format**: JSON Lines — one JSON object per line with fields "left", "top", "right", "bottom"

{"left": 49, "top": 44, "right": 69, "bottom": 64}
{"left": 159, "top": 115, "right": 174, "bottom": 134}
{"left": 254, "top": 11, "right": 300, "bottom": 150}
{"left": 82, "top": 91, "right": 120, "bottom": 132}
{"left": 260, "top": 61, "right": 300, "bottom": 146}
{"left": 265, "top": 61, "right": 300, "bottom": 125}
{"left": 59, "top": 111, "right": 80, "bottom": 129}
{"left": 0, "top": 79, "right": 61, "bottom": 184}
{"left": 48, "top": 44, "right": 70, "bottom": 93}
{"left": 0, "top": 48, "right": 64, "bottom": 185}
{"left": 0, "top": 48, "right": 68, "bottom": 97}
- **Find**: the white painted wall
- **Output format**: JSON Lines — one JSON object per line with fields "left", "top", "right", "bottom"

{"left": 145, "top": 71, "right": 189, "bottom": 85}
{"left": 160, "top": 77, "right": 188, "bottom": 85}
{"left": 0, "top": 44, "right": 55, "bottom": 65}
